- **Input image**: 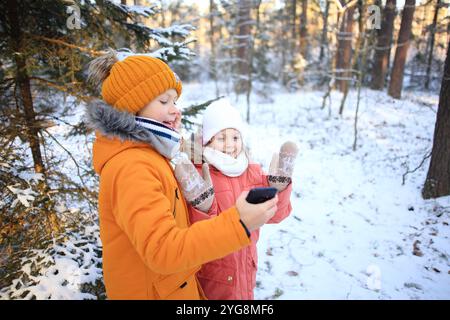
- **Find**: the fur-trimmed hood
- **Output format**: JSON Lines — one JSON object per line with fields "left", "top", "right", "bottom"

{"left": 85, "top": 99, "right": 158, "bottom": 174}
{"left": 85, "top": 99, "right": 156, "bottom": 144}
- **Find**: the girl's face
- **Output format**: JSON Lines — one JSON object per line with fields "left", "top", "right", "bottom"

{"left": 137, "top": 89, "right": 181, "bottom": 132}
{"left": 208, "top": 128, "right": 243, "bottom": 159}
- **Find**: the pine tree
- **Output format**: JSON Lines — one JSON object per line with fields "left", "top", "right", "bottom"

{"left": 0, "top": 0, "right": 195, "bottom": 298}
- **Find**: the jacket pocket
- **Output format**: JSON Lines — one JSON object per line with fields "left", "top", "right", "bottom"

{"left": 153, "top": 266, "right": 200, "bottom": 300}
{"left": 198, "top": 261, "right": 236, "bottom": 286}
{"left": 197, "top": 262, "right": 236, "bottom": 300}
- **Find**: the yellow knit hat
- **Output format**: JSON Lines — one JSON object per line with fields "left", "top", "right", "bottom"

{"left": 89, "top": 52, "right": 182, "bottom": 114}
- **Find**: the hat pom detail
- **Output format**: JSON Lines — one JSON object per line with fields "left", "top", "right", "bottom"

{"left": 87, "top": 49, "right": 118, "bottom": 89}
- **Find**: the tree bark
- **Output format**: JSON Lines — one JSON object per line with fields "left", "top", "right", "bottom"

{"left": 6, "top": 0, "right": 46, "bottom": 176}
{"left": 289, "top": 0, "right": 297, "bottom": 73}
{"left": 209, "top": 0, "right": 219, "bottom": 96}
{"left": 371, "top": 0, "right": 396, "bottom": 90}
{"left": 246, "top": 0, "right": 261, "bottom": 124}
{"left": 422, "top": 41, "right": 450, "bottom": 199}
{"left": 291, "top": 0, "right": 297, "bottom": 43}
{"left": 425, "top": 0, "right": 441, "bottom": 90}
{"left": 319, "top": 0, "right": 330, "bottom": 62}
{"left": 5, "top": 0, "right": 61, "bottom": 233}
{"left": 235, "top": 0, "right": 253, "bottom": 94}
{"left": 299, "top": 0, "right": 308, "bottom": 59}
{"left": 388, "top": 0, "right": 416, "bottom": 99}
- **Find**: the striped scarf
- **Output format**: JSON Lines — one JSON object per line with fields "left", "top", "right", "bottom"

{"left": 135, "top": 116, "right": 181, "bottom": 160}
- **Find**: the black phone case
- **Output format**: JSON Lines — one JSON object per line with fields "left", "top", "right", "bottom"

{"left": 246, "top": 187, "right": 278, "bottom": 204}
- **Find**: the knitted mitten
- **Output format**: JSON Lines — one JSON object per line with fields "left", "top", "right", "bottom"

{"left": 174, "top": 155, "right": 214, "bottom": 212}
{"left": 268, "top": 141, "right": 299, "bottom": 192}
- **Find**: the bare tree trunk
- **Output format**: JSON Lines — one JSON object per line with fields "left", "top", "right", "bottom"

{"left": 291, "top": 0, "right": 297, "bottom": 43}
{"left": 371, "top": 0, "right": 396, "bottom": 90}
{"left": 422, "top": 41, "right": 450, "bottom": 199}
{"left": 339, "top": 0, "right": 365, "bottom": 116}
{"left": 209, "top": 0, "right": 219, "bottom": 96}
{"left": 335, "top": 2, "right": 356, "bottom": 94}
{"left": 388, "top": 0, "right": 416, "bottom": 99}
{"left": 299, "top": 0, "right": 309, "bottom": 59}
{"left": 246, "top": 0, "right": 261, "bottom": 124}
{"left": 319, "top": 0, "right": 330, "bottom": 63}
{"left": 235, "top": 0, "right": 252, "bottom": 94}
{"left": 290, "top": 0, "right": 297, "bottom": 73}
{"left": 425, "top": 0, "right": 441, "bottom": 89}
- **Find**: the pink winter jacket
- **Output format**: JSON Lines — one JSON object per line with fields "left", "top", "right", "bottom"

{"left": 188, "top": 162, "right": 293, "bottom": 300}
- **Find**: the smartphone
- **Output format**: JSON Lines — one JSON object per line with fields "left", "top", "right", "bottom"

{"left": 245, "top": 187, "right": 278, "bottom": 204}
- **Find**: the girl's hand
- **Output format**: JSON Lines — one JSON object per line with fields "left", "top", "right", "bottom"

{"left": 268, "top": 141, "right": 299, "bottom": 191}
{"left": 174, "top": 155, "right": 214, "bottom": 213}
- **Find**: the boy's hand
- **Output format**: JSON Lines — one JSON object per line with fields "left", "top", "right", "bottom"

{"left": 268, "top": 141, "right": 299, "bottom": 191}
{"left": 174, "top": 155, "right": 214, "bottom": 213}
{"left": 236, "top": 191, "right": 278, "bottom": 232}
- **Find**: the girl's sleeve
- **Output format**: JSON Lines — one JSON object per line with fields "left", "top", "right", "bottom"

{"left": 267, "top": 181, "right": 293, "bottom": 224}
{"left": 188, "top": 197, "right": 219, "bottom": 223}
{"left": 108, "top": 160, "right": 251, "bottom": 275}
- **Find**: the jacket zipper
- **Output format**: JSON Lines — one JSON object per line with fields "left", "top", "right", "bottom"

{"left": 173, "top": 187, "right": 179, "bottom": 217}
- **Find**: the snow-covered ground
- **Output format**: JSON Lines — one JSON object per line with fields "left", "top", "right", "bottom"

{"left": 181, "top": 83, "right": 450, "bottom": 300}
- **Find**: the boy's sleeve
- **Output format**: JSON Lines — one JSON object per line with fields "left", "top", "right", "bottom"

{"left": 109, "top": 161, "right": 251, "bottom": 275}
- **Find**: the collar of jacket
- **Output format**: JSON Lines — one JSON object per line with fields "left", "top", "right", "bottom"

{"left": 84, "top": 99, "right": 157, "bottom": 146}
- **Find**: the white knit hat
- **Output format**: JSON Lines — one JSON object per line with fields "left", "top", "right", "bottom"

{"left": 202, "top": 98, "right": 246, "bottom": 146}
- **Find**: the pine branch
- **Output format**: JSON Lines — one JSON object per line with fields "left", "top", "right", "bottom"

{"left": 32, "top": 35, "right": 105, "bottom": 56}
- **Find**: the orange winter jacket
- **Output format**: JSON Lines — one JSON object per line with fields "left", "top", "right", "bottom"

{"left": 92, "top": 131, "right": 251, "bottom": 299}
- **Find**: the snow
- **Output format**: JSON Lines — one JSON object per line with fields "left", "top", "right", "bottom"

{"left": 7, "top": 185, "right": 38, "bottom": 208}
{"left": 1, "top": 223, "right": 103, "bottom": 300}
{"left": 106, "top": 0, "right": 156, "bottom": 17}
{"left": 153, "top": 24, "right": 196, "bottom": 37}
{"left": 180, "top": 82, "right": 450, "bottom": 300}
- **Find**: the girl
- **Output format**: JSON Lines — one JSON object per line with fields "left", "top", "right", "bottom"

{"left": 175, "top": 99, "right": 298, "bottom": 300}
{"left": 85, "top": 50, "right": 279, "bottom": 299}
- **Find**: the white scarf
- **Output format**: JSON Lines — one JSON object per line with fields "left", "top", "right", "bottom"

{"left": 203, "top": 146, "right": 248, "bottom": 177}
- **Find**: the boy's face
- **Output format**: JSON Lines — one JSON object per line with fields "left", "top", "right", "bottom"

{"left": 208, "top": 128, "right": 243, "bottom": 159}
{"left": 137, "top": 89, "right": 181, "bottom": 132}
